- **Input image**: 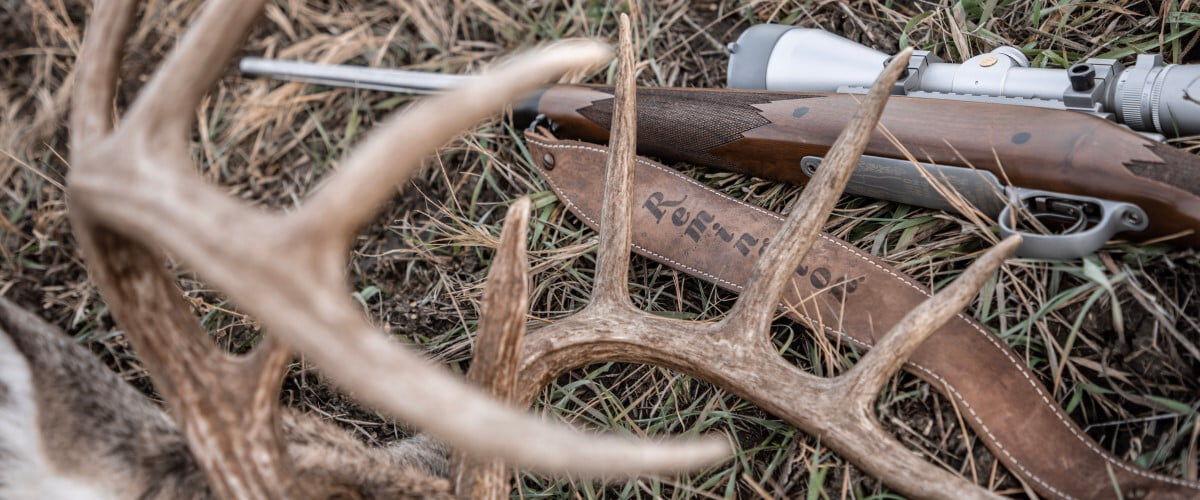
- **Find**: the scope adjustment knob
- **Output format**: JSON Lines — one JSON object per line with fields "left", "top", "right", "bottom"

{"left": 1069, "top": 63, "right": 1096, "bottom": 91}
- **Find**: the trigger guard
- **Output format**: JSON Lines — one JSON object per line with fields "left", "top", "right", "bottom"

{"left": 998, "top": 190, "right": 1149, "bottom": 260}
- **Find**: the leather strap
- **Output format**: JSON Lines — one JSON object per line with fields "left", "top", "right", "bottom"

{"left": 526, "top": 134, "right": 1199, "bottom": 499}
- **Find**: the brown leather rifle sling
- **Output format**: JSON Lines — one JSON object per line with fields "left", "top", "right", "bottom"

{"left": 525, "top": 133, "right": 1200, "bottom": 500}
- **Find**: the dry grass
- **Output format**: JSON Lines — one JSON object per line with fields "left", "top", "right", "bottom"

{"left": 2, "top": 0, "right": 1199, "bottom": 497}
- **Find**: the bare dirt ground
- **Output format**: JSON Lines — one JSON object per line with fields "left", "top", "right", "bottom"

{"left": 2, "top": 0, "right": 1198, "bottom": 497}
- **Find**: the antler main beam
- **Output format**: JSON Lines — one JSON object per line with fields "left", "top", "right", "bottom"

{"left": 510, "top": 16, "right": 1019, "bottom": 499}
{"left": 68, "top": 0, "right": 728, "bottom": 493}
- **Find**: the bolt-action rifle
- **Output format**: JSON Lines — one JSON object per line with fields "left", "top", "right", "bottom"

{"left": 239, "top": 42, "right": 1200, "bottom": 259}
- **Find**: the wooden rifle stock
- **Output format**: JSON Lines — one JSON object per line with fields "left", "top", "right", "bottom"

{"left": 519, "top": 84, "right": 1200, "bottom": 248}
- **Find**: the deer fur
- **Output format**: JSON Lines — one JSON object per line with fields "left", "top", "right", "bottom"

{"left": 0, "top": 297, "right": 451, "bottom": 499}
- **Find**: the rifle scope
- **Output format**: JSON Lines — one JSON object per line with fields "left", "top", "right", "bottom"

{"left": 727, "top": 24, "right": 1200, "bottom": 138}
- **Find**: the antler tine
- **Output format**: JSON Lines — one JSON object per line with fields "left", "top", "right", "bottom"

{"left": 720, "top": 48, "right": 914, "bottom": 338}
{"left": 70, "top": 0, "right": 135, "bottom": 149}
{"left": 453, "top": 197, "right": 532, "bottom": 499}
{"left": 298, "top": 41, "right": 611, "bottom": 245}
{"left": 589, "top": 14, "right": 638, "bottom": 308}
{"left": 122, "top": 0, "right": 268, "bottom": 142}
{"left": 838, "top": 235, "right": 1020, "bottom": 408}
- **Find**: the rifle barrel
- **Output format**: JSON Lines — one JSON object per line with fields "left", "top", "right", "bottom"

{"left": 238, "top": 57, "right": 471, "bottom": 94}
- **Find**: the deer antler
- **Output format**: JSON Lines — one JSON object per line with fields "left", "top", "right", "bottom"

{"left": 455, "top": 14, "right": 1019, "bottom": 499}
{"left": 451, "top": 198, "right": 534, "bottom": 498}
{"left": 67, "top": 0, "right": 728, "bottom": 497}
